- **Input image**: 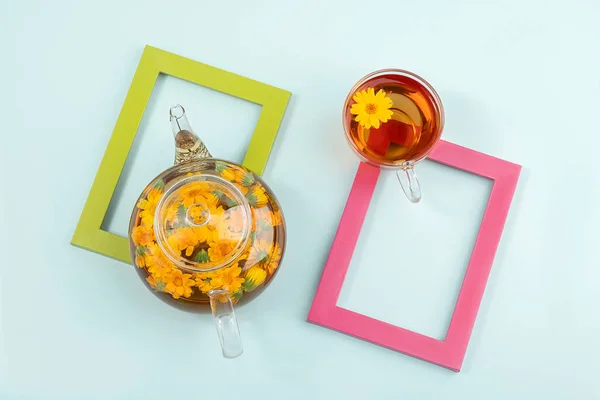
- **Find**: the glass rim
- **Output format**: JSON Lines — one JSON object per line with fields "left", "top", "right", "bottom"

{"left": 342, "top": 68, "right": 445, "bottom": 167}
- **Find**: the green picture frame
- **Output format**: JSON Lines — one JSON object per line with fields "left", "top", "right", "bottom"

{"left": 71, "top": 45, "right": 291, "bottom": 263}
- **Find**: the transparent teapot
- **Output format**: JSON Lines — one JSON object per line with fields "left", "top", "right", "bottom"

{"left": 128, "top": 105, "right": 286, "bottom": 358}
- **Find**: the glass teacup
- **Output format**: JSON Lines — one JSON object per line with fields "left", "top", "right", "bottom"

{"left": 343, "top": 69, "right": 445, "bottom": 203}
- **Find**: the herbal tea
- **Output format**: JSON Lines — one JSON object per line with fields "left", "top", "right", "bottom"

{"left": 344, "top": 72, "right": 443, "bottom": 166}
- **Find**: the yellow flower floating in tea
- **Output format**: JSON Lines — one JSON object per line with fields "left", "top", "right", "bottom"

{"left": 248, "top": 239, "right": 282, "bottom": 274}
{"left": 163, "top": 269, "right": 195, "bottom": 299}
{"left": 132, "top": 165, "right": 283, "bottom": 303}
{"left": 209, "top": 264, "right": 245, "bottom": 293}
{"left": 136, "top": 188, "right": 163, "bottom": 227}
{"left": 350, "top": 87, "right": 393, "bottom": 129}
{"left": 243, "top": 267, "right": 267, "bottom": 291}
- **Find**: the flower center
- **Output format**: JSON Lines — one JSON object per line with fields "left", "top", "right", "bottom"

{"left": 365, "top": 103, "right": 378, "bottom": 115}
{"left": 174, "top": 278, "right": 183, "bottom": 286}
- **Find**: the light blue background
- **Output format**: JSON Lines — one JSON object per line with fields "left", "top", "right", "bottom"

{"left": 1, "top": 0, "right": 600, "bottom": 398}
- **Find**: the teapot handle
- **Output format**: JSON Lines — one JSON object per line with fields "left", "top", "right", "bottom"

{"left": 208, "top": 290, "right": 243, "bottom": 358}
{"left": 396, "top": 164, "right": 422, "bottom": 203}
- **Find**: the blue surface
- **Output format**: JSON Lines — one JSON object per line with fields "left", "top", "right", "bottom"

{"left": 1, "top": 0, "right": 600, "bottom": 398}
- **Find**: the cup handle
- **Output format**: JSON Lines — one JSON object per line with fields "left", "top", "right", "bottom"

{"left": 209, "top": 290, "right": 243, "bottom": 358}
{"left": 396, "top": 165, "right": 422, "bottom": 203}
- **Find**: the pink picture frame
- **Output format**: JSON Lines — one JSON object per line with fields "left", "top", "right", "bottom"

{"left": 307, "top": 140, "right": 521, "bottom": 372}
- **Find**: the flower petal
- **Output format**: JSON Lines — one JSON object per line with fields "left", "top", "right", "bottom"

{"left": 350, "top": 104, "right": 362, "bottom": 115}
{"left": 378, "top": 109, "right": 393, "bottom": 122}
{"left": 370, "top": 115, "right": 381, "bottom": 129}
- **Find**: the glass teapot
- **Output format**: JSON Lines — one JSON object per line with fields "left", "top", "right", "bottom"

{"left": 128, "top": 105, "right": 286, "bottom": 358}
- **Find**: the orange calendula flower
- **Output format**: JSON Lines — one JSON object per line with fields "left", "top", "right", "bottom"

{"left": 148, "top": 263, "right": 174, "bottom": 282}
{"left": 197, "top": 225, "right": 219, "bottom": 244}
{"left": 265, "top": 242, "right": 282, "bottom": 274}
{"left": 231, "top": 182, "right": 249, "bottom": 196}
{"left": 265, "top": 261, "right": 279, "bottom": 275}
{"left": 271, "top": 210, "right": 283, "bottom": 227}
{"left": 164, "top": 202, "right": 181, "bottom": 225}
{"left": 222, "top": 168, "right": 236, "bottom": 182}
{"left": 210, "top": 264, "right": 245, "bottom": 294}
{"left": 242, "top": 266, "right": 267, "bottom": 292}
{"left": 216, "top": 162, "right": 236, "bottom": 182}
{"left": 271, "top": 242, "right": 282, "bottom": 262}
{"left": 166, "top": 227, "right": 198, "bottom": 257}
{"left": 234, "top": 169, "right": 255, "bottom": 187}
{"left": 254, "top": 207, "right": 283, "bottom": 232}
{"left": 254, "top": 208, "right": 270, "bottom": 232}
{"left": 137, "top": 188, "right": 164, "bottom": 227}
{"left": 181, "top": 180, "right": 212, "bottom": 194}
{"left": 194, "top": 271, "right": 215, "bottom": 293}
{"left": 135, "top": 246, "right": 148, "bottom": 268}
{"left": 247, "top": 239, "right": 282, "bottom": 274}
{"left": 146, "top": 250, "right": 175, "bottom": 280}
{"left": 246, "top": 185, "right": 268, "bottom": 207}
{"left": 135, "top": 254, "right": 146, "bottom": 268}
{"left": 265, "top": 260, "right": 279, "bottom": 275}
{"left": 204, "top": 204, "right": 226, "bottom": 230}
{"left": 208, "top": 240, "right": 236, "bottom": 263}
{"left": 147, "top": 275, "right": 166, "bottom": 292}
{"left": 163, "top": 269, "right": 195, "bottom": 299}
{"left": 350, "top": 87, "right": 393, "bottom": 129}
{"left": 145, "top": 241, "right": 161, "bottom": 257}
{"left": 131, "top": 224, "right": 155, "bottom": 247}
{"left": 182, "top": 191, "right": 219, "bottom": 210}
{"left": 247, "top": 239, "right": 274, "bottom": 266}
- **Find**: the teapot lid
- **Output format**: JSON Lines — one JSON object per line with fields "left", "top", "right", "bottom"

{"left": 154, "top": 174, "right": 252, "bottom": 272}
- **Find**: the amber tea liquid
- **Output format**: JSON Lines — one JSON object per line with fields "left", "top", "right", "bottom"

{"left": 344, "top": 72, "right": 443, "bottom": 166}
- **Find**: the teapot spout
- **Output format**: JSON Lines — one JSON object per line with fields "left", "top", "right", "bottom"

{"left": 170, "top": 104, "right": 212, "bottom": 164}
